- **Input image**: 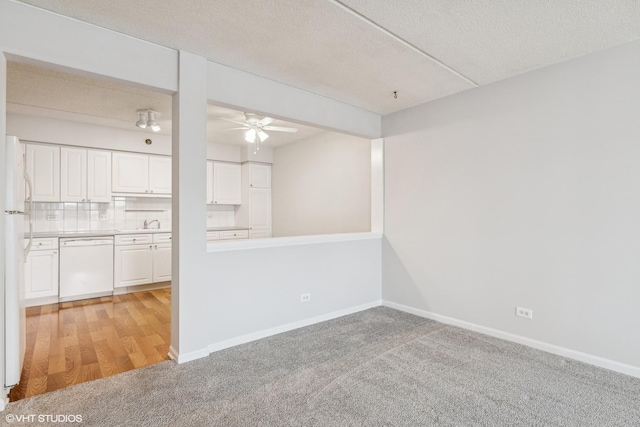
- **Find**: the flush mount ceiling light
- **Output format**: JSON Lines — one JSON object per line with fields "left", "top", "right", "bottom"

{"left": 224, "top": 113, "right": 297, "bottom": 154}
{"left": 136, "top": 110, "right": 161, "bottom": 132}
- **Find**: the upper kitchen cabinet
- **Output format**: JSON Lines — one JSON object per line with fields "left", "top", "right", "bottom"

{"left": 61, "top": 147, "right": 112, "bottom": 203}
{"left": 149, "top": 156, "right": 172, "bottom": 194}
{"left": 207, "top": 161, "right": 241, "bottom": 205}
{"left": 112, "top": 152, "right": 171, "bottom": 196}
{"left": 247, "top": 163, "right": 271, "bottom": 188}
{"left": 25, "top": 144, "right": 60, "bottom": 202}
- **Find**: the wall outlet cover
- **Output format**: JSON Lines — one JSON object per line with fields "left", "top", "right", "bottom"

{"left": 300, "top": 293, "right": 311, "bottom": 302}
{"left": 516, "top": 306, "right": 533, "bottom": 320}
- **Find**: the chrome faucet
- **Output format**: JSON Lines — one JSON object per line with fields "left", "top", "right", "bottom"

{"left": 144, "top": 219, "right": 161, "bottom": 229}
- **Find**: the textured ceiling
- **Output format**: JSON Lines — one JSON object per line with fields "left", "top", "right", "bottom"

{"left": 7, "top": 62, "right": 326, "bottom": 147}
{"left": 15, "top": 0, "right": 640, "bottom": 114}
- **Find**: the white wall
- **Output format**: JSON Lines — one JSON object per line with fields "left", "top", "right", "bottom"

{"left": 272, "top": 133, "right": 371, "bottom": 237}
{"left": 0, "top": 52, "right": 8, "bottom": 411}
{"left": 8, "top": 114, "right": 242, "bottom": 162}
{"left": 206, "top": 237, "right": 381, "bottom": 351}
{"left": 382, "top": 40, "right": 640, "bottom": 372}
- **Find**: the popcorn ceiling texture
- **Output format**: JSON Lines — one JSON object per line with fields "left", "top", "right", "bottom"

{"left": 18, "top": 0, "right": 639, "bottom": 114}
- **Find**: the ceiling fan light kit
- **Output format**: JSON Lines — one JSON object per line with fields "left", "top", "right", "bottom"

{"left": 223, "top": 112, "right": 298, "bottom": 154}
{"left": 136, "top": 109, "right": 161, "bottom": 132}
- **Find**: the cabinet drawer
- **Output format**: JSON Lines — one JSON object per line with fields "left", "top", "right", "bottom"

{"left": 153, "top": 233, "right": 172, "bottom": 244}
{"left": 115, "top": 234, "right": 152, "bottom": 245}
{"left": 206, "top": 231, "right": 220, "bottom": 242}
{"left": 219, "top": 230, "right": 249, "bottom": 240}
{"left": 30, "top": 238, "right": 59, "bottom": 251}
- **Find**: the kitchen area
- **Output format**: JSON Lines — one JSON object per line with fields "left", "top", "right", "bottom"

{"left": 22, "top": 141, "right": 272, "bottom": 307}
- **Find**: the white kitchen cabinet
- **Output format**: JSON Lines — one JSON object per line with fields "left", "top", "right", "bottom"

{"left": 61, "top": 148, "right": 111, "bottom": 202}
{"left": 211, "top": 162, "right": 241, "bottom": 205}
{"left": 206, "top": 161, "right": 215, "bottom": 204}
{"left": 112, "top": 152, "right": 149, "bottom": 194}
{"left": 114, "top": 243, "right": 154, "bottom": 288}
{"left": 61, "top": 147, "right": 87, "bottom": 202}
{"left": 26, "top": 144, "right": 60, "bottom": 202}
{"left": 249, "top": 229, "right": 271, "bottom": 239}
{"left": 25, "top": 238, "right": 59, "bottom": 303}
{"left": 152, "top": 243, "right": 172, "bottom": 282}
{"left": 87, "top": 150, "right": 112, "bottom": 202}
{"left": 236, "top": 163, "right": 272, "bottom": 238}
{"left": 248, "top": 163, "right": 271, "bottom": 188}
{"left": 149, "top": 155, "right": 172, "bottom": 195}
{"left": 112, "top": 153, "right": 171, "bottom": 195}
{"left": 114, "top": 233, "right": 172, "bottom": 287}
{"left": 248, "top": 188, "right": 272, "bottom": 230}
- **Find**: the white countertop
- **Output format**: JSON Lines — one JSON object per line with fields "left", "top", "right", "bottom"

{"left": 31, "top": 226, "right": 249, "bottom": 239}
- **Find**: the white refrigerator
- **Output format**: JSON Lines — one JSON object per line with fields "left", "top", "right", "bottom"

{"left": 4, "top": 135, "right": 32, "bottom": 389}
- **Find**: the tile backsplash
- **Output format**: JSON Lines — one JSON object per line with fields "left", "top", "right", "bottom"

{"left": 30, "top": 198, "right": 237, "bottom": 233}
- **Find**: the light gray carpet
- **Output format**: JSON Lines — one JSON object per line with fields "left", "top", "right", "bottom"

{"left": 5, "top": 307, "right": 640, "bottom": 426}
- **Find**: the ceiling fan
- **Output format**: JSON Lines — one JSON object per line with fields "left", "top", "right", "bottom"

{"left": 224, "top": 113, "right": 298, "bottom": 153}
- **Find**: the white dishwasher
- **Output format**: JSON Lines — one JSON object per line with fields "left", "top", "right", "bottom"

{"left": 59, "top": 237, "right": 114, "bottom": 302}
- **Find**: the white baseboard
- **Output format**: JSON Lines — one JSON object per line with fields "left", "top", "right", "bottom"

{"left": 383, "top": 300, "right": 640, "bottom": 379}
{"left": 168, "top": 345, "right": 209, "bottom": 364}
{"left": 208, "top": 300, "right": 382, "bottom": 354}
{"left": 0, "top": 394, "right": 6, "bottom": 411}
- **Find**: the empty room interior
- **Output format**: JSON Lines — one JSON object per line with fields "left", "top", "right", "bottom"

{"left": 1, "top": 1, "right": 639, "bottom": 425}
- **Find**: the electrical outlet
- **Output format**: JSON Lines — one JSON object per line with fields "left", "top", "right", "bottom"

{"left": 516, "top": 306, "right": 533, "bottom": 320}
{"left": 300, "top": 293, "right": 311, "bottom": 303}
{"left": 99, "top": 214, "right": 108, "bottom": 220}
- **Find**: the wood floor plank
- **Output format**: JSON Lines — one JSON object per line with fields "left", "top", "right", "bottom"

{"left": 10, "top": 288, "right": 171, "bottom": 402}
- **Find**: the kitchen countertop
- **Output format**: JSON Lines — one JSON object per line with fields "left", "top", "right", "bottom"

{"left": 31, "top": 226, "right": 249, "bottom": 239}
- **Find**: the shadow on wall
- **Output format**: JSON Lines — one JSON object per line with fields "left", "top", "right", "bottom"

{"left": 381, "top": 236, "right": 430, "bottom": 309}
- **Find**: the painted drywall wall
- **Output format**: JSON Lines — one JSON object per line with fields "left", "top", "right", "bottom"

{"left": 272, "top": 133, "right": 371, "bottom": 237}
{"left": 382, "top": 40, "right": 640, "bottom": 370}
{"left": 1, "top": 0, "right": 382, "bottom": 369}
{"left": 0, "top": 53, "right": 8, "bottom": 411}
{"left": 205, "top": 237, "right": 381, "bottom": 350}
{"left": 7, "top": 114, "right": 241, "bottom": 162}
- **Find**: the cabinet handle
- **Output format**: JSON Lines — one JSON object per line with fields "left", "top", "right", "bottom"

{"left": 214, "top": 201, "right": 218, "bottom": 204}
{"left": 133, "top": 239, "right": 137, "bottom": 242}
{"left": 82, "top": 199, "right": 85, "bottom": 202}
{"left": 145, "top": 190, "right": 148, "bottom": 193}
{"left": 53, "top": 251, "right": 57, "bottom": 254}
{"left": 250, "top": 184, "right": 253, "bottom": 187}
{"left": 87, "top": 199, "right": 91, "bottom": 202}
{"left": 150, "top": 245, "right": 153, "bottom": 249}
{"left": 150, "top": 190, "right": 154, "bottom": 193}
{"left": 155, "top": 245, "right": 158, "bottom": 249}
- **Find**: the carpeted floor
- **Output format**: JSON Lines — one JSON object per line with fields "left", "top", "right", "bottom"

{"left": 5, "top": 307, "right": 640, "bottom": 426}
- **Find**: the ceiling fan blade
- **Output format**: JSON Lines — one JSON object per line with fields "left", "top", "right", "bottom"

{"left": 219, "top": 117, "right": 248, "bottom": 126}
{"left": 226, "top": 127, "right": 250, "bottom": 130}
{"left": 258, "top": 117, "right": 274, "bottom": 126}
{"left": 262, "top": 126, "right": 298, "bottom": 133}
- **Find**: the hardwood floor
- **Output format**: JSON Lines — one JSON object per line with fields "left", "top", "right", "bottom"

{"left": 9, "top": 288, "right": 171, "bottom": 402}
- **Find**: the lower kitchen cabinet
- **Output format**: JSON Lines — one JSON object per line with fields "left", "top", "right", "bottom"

{"left": 152, "top": 243, "right": 172, "bottom": 282}
{"left": 25, "top": 246, "right": 59, "bottom": 301}
{"left": 114, "top": 234, "right": 171, "bottom": 288}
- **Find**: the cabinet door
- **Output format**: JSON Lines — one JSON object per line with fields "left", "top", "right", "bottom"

{"left": 26, "top": 144, "right": 60, "bottom": 202}
{"left": 114, "top": 244, "right": 153, "bottom": 287}
{"left": 249, "top": 229, "right": 271, "bottom": 239}
{"left": 60, "top": 147, "right": 87, "bottom": 202}
{"left": 25, "top": 249, "right": 59, "bottom": 299}
{"left": 249, "top": 163, "right": 271, "bottom": 188}
{"left": 152, "top": 243, "right": 172, "bottom": 282}
{"left": 112, "top": 152, "right": 149, "bottom": 193}
{"left": 87, "top": 150, "right": 112, "bottom": 202}
{"left": 206, "top": 161, "right": 215, "bottom": 204}
{"left": 149, "top": 155, "right": 172, "bottom": 195}
{"left": 249, "top": 188, "right": 271, "bottom": 230}
{"left": 213, "top": 162, "right": 241, "bottom": 205}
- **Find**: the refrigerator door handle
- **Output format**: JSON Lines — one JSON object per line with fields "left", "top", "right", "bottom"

{"left": 24, "top": 170, "right": 33, "bottom": 258}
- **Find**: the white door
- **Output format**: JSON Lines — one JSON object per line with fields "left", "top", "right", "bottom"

{"left": 213, "top": 162, "right": 241, "bottom": 205}
{"left": 249, "top": 163, "right": 271, "bottom": 188}
{"left": 26, "top": 144, "right": 60, "bottom": 202}
{"left": 112, "top": 152, "right": 149, "bottom": 193}
{"left": 206, "top": 161, "right": 215, "bottom": 204}
{"left": 25, "top": 249, "right": 59, "bottom": 299}
{"left": 114, "top": 244, "right": 153, "bottom": 287}
{"left": 152, "top": 243, "right": 172, "bottom": 282}
{"left": 87, "top": 150, "right": 112, "bottom": 202}
{"left": 149, "top": 155, "right": 172, "bottom": 195}
{"left": 249, "top": 188, "right": 271, "bottom": 230}
{"left": 60, "top": 147, "right": 87, "bottom": 202}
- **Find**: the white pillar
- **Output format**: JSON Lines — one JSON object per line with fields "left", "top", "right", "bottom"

{"left": 170, "top": 51, "right": 209, "bottom": 362}
{"left": 371, "top": 138, "right": 384, "bottom": 233}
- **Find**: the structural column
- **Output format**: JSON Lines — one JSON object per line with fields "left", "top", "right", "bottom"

{"left": 170, "top": 51, "right": 209, "bottom": 362}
